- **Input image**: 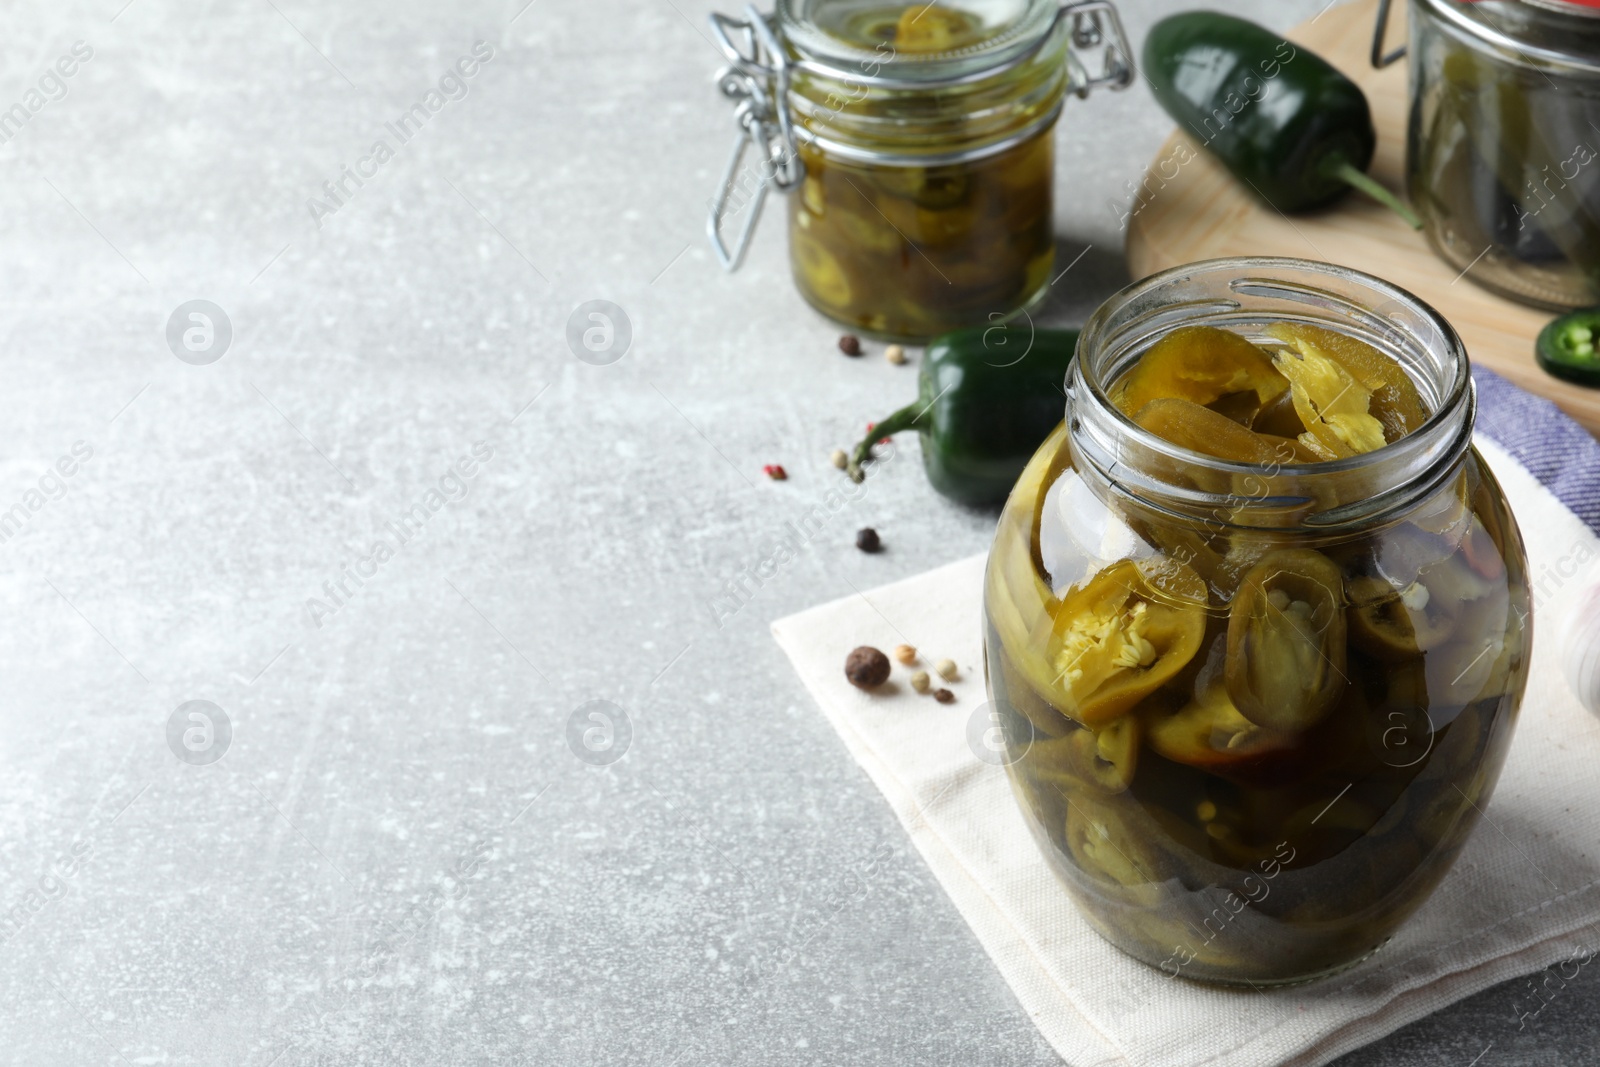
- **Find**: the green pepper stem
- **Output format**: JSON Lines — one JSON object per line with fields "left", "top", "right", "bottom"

{"left": 1324, "top": 156, "right": 1423, "bottom": 230}
{"left": 846, "top": 402, "right": 923, "bottom": 484}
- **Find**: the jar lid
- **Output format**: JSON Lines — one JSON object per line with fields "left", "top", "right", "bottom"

{"left": 1427, "top": 0, "right": 1600, "bottom": 73}
{"left": 775, "top": 0, "right": 1062, "bottom": 81}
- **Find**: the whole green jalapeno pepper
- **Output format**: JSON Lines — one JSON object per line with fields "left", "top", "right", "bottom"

{"left": 848, "top": 323, "right": 1078, "bottom": 506}
{"left": 1142, "top": 12, "right": 1421, "bottom": 228}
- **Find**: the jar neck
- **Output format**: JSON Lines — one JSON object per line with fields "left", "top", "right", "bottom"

{"left": 784, "top": 22, "right": 1072, "bottom": 162}
{"left": 1066, "top": 259, "right": 1476, "bottom": 534}
{"left": 1419, "top": 0, "right": 1600, "bottom": 76}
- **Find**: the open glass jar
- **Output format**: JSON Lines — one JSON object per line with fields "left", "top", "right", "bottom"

{"left": 1376, "top": 0, "right": 1600, "bottom": 309}
{"left": 983, "top": 258, "right": 1531, "bottom": 985}
{"left": 707, "top": 0, "right": 1132, "bottom": 340}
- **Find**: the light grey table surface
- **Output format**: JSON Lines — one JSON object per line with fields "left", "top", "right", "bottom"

{"left": 0, "top": 0, "right": 1593, "bottom": 1063}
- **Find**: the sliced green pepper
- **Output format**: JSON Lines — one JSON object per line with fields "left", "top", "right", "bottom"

{"left": 1536, "top": 308, "right": 1600, "bottom": 387}
{"left": 1114, "top": 325, "right": 1287, "bottom": 417}
{"left": 1132, "top": 397, "right": 1292, "bottom": 464}
{"left": 1226, "top": 549, "right": 1347, "bottom": 732}
{"left": 849, "top": 325, "right": 1078, "bottom": 506}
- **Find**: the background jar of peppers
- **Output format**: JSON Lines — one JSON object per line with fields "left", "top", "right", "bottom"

{"left": 983, "top": 257, "right": 1531, "bottom": 984}
{"left": 707, "top": 0, "right": 1133, "bottom": 341}
{"left": 1376, "top": 0, "right": 1600, "bottom": 310}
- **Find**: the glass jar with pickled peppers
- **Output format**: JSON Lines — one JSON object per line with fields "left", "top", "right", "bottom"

{"left": 1375, "top": 0, "right": 1600, "bottom": 309}
{"left": 983, "top": 257, "right": 1531, "bottom": 985}
{"left": 706, "top": 0, "right": 1133, "bottom": 340}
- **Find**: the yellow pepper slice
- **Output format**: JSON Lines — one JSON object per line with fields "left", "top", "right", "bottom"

{"left": 1047, "top": 559, "right": 1206, "bottom": 727}
{"left": 1115, "top": 326, "right": 1288, "bottom": 417}
{"left": 1266, "top": 323, "right": 1429, "bottom": 442}
{"left": 1271, "top": 344, "right": 1387, "bottom": 459}
{"left": 893, "top": 4, "right": 975, "bottom": 53}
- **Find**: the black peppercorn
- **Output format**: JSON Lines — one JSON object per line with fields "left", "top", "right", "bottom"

{"left": 934, "top": 688, "right": 956, "bottom": 704}
{"left": 856, "top": 527, "right": 882, "bottom": 553}
{"left": 845, "top": 646, "right": 891, "bottom": 690}
{"left": 838, "top": 334, "right": 862, "bottom": 356}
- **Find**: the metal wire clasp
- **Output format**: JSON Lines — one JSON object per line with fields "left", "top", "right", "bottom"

{"left": 1371, "top": 0, "right": 1407, "bottom": 68}
{"left": 706, "top": 6, "right": 804, "bottom": 271}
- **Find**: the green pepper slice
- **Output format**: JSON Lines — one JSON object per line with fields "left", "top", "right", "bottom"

{"left": 1024, "top": 717, "right": 1141, "bottom": 795}
{"left": 1536, "top": 308, "right": 1600, "bottom": 388}
{"left": 1225, "top": 549, "right": 1347, "bottom": 732}
{"left": 1132, "top": 397, "right": 1295, "bottom": 464}
{"left": 1347, "top": 576, "right": 1453, "bottom": 662}
{"left": 1146, "top": 670, "right": 1295, "bottom": 770}
{"left": 1114, "top": 326, "right": 1288, "bottom": 418}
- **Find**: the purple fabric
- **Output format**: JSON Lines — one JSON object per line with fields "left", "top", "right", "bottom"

{"left": 1473, "top": 366, "right": 1600, "bottom": 534}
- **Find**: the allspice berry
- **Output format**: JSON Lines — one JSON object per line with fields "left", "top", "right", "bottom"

{"left": 845, "top": 646, "right": 891, "bottom": 690}
{"left": 838, "top": 334, "right": 862, "bottom": 356}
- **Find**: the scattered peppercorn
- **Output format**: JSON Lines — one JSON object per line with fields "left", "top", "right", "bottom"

{"left": 893, "top": 644, "right": 917, "bottom": 665}
{"left": 829, "top": 448, "right": 848, "bottom": 470}
{"left": 934, "top": 688, "right": 956, "bottom": 704}
{"left": 935, "top": 658, "right": 959, "bottom": 681}
{"left": 856, "top": 527, "right": 882, "bottom": 553}
{"left": 910, "top": 670, "right": 931, "bottom": 694}
{"left": 845, "top": 646, "right": 891, "bottom": 690}
{"left": 885, "top": 344, "right": 908, "bottom": 365}
{"left": 763, "top": 464, "right": 788, "bottom": 481}
{"left": 839, "top": 334, "right": 862, "bottom": 356}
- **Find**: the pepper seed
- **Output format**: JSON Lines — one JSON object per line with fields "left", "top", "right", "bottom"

{"left": 934, "top": 658, "right": 959, "bottom": 681}
{"left": 933, "top": 688, "right": 955, "bottom": 704}
{"left": 838, "top": 334, "right": 862, "bottom": 357}
{"left": 910, "top": 670, "right": 931, "bottom": 694}
{"left": 893, "top": 644, "right": 917, "bottom": 665}
{"left": 855, "top": 527, "right": 882, "bottom": 553}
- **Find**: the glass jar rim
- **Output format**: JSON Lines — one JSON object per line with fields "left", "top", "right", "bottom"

{"left": 775, "top": 0, "right": 1062, "bottom": 82}
{"left": 1418, "top": 0, "right": 1600, "bottom": 76}
{"left": 1071, "top": 257, "right": 1477, "bottom": 532}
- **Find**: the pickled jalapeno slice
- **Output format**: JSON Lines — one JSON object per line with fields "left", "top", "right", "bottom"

{"left": 892, "top": 3, "right": 975, "bottom": 53}
{"left": 1225, "top": 549, "right": 1348, "bottom": 732}
{"left": 1114, "top": 326, "right": 1289, "bottom": 417}
{"left": 1068, "top": 716, "right": 1141, "bottom": 793}
{"left": 1132, "top": 398, "right": 1294, "bottom": 464}
{"left": 1146, "top": 674, "right": 1295, "bottom": 769}
{"left": 1064, "top": 799, "right": 1165, "bottom": 889}
{"left": 1048, "top": 559, "right": 1206, "bottom": 727}
{"left": 1348, "top": 575, "right": 1453, "bottom": 661}
{"left": 1024, "top": 718, "right": 1143, "bottom": 795}
{"left": 1272, "top": 343, "right": 1387, "bottom": 459}
{"left": 1266, "top": 323, "right": 1429, "bottom": 441}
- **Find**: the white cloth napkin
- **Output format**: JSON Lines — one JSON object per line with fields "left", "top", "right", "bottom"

{"left": 771, "top": 435, "right": 1600, "bottom": 1067}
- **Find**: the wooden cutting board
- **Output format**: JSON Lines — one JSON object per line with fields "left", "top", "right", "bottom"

{"left": 1124, "top": 0, "right": 1600, "bottom": 434}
